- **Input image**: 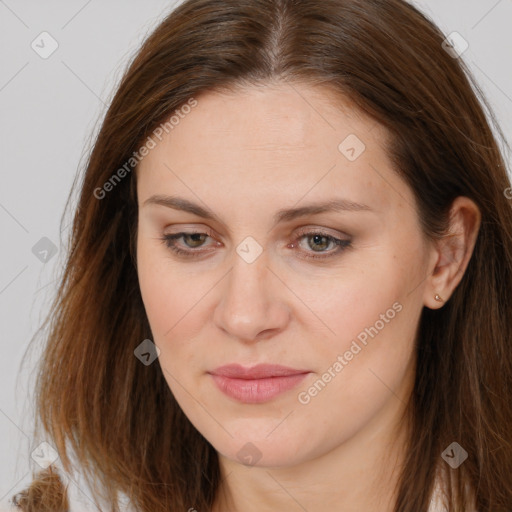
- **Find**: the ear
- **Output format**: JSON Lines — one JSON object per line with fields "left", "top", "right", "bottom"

{"left": 423, "top": 196, "right": 481, "bottom": 309}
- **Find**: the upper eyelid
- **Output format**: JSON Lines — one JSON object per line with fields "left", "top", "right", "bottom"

{"left": 162, "top": 224, "right": 349, "bottom": 240}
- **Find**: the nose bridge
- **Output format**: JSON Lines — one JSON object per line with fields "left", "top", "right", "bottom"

{"left": 213, "top": 249, "right": 290, "bottom": 342}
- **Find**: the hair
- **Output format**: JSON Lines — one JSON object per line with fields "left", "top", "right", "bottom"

{"left": 13, "top": 0, "right": 512, "bottom": 510}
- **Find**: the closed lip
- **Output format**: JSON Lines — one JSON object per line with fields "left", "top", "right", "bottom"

{"left": 209, "top": 363, "right": 310, "bottom": 379}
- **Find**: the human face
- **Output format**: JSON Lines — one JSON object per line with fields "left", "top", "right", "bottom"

{"left": 136, "top": 83, "right": 430, "bottom": 468}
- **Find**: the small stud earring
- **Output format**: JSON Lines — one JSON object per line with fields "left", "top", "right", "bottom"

{"left": 434, "top": 294, "right": 444, "bottom": 302}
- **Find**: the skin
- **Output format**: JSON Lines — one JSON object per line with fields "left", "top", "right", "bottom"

{"left": 136, "top": 82, "right": 480, "bottom": 512}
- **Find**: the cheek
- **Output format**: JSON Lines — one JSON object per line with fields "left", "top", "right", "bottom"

{"left": 324, "top": 254, "right": 421, "bottom": 395}
{"left": 296, "top": 260, "right": 405, "bottom": 347}
{"left": 137, "top": 237, "right": 207, "bottom": 349}
{"left": 293, "top": 298, "right": 417, "bottom": 452}
{"left": 137, "top": 248, "right": 173, "bottom": 337}
{"left": 296, "top": 248, "right": 420, "bottom": 399}
{"left": 137, "top": 256, "right": 200, "bottom": 395}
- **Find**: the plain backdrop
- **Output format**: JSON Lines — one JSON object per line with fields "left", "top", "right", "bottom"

{"left": 0, "top": 0, "right": 511, "bottom": 507}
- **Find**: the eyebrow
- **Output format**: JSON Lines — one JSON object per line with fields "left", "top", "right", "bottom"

{"left": 142, "top": 194, "right": 374, "bottom": 226}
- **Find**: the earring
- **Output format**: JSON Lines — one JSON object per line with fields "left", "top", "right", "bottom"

{"left": 434, "top": 294, "right": 444, "bottom": 303}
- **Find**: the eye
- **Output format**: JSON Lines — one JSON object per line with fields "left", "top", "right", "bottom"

{"left": 159, "top": 228, "right": 352, "bottom": 260}
{"left": 289, "top": 229, "right": 352, "bottom": 260}
{"left": 160, "top": 231, "right": 218, "bottom": 258}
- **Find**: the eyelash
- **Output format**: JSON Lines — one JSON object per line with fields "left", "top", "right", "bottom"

{"left": 159, "top": 229, "right": 351, "bottom": 261}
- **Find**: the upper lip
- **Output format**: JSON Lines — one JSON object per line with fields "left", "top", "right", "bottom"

{"left": 209, "top": 364, "right": 310, "bottom": 379}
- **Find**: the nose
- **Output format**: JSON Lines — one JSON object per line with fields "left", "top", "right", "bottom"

{"left": 213, "top": 252, "right": 291, "bottom": 343}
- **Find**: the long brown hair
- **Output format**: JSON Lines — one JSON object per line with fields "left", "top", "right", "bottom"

{"left": 13, "top": 0, "right": 512, "bottom": 510}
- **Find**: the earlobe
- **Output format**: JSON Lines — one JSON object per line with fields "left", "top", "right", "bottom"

{"left": 424, "top": 292, "right": 446, "bottom": 310}
{"left": 423, "top": 196, "right": 481, "bottom": 310}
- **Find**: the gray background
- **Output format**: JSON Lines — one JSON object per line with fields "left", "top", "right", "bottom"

{"left": 0, "top": 0, "right": 511, "bottom": 506}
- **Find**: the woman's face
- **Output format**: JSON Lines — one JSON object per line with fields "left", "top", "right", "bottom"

{"left": 136, "top": 83, "right": 434, "bottom": 468}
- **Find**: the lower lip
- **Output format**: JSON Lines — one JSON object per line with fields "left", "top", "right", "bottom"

{"left": 210, "top": 373, "right": 309, "bottom": 404}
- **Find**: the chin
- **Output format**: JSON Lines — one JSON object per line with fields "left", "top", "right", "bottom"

{"left": 212, "top": 429, "right": 316, "bottom": 468}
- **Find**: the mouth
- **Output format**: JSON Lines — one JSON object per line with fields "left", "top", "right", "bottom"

{"left": 208, "top": 364, "right": 311, "bottom": 404}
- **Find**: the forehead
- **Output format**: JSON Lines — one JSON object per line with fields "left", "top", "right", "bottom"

{"left": 136, "top": 83, "right": 413, "bottom": 218}
{"left": 164, "top": 83, "right": 383, "bottom": 153}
